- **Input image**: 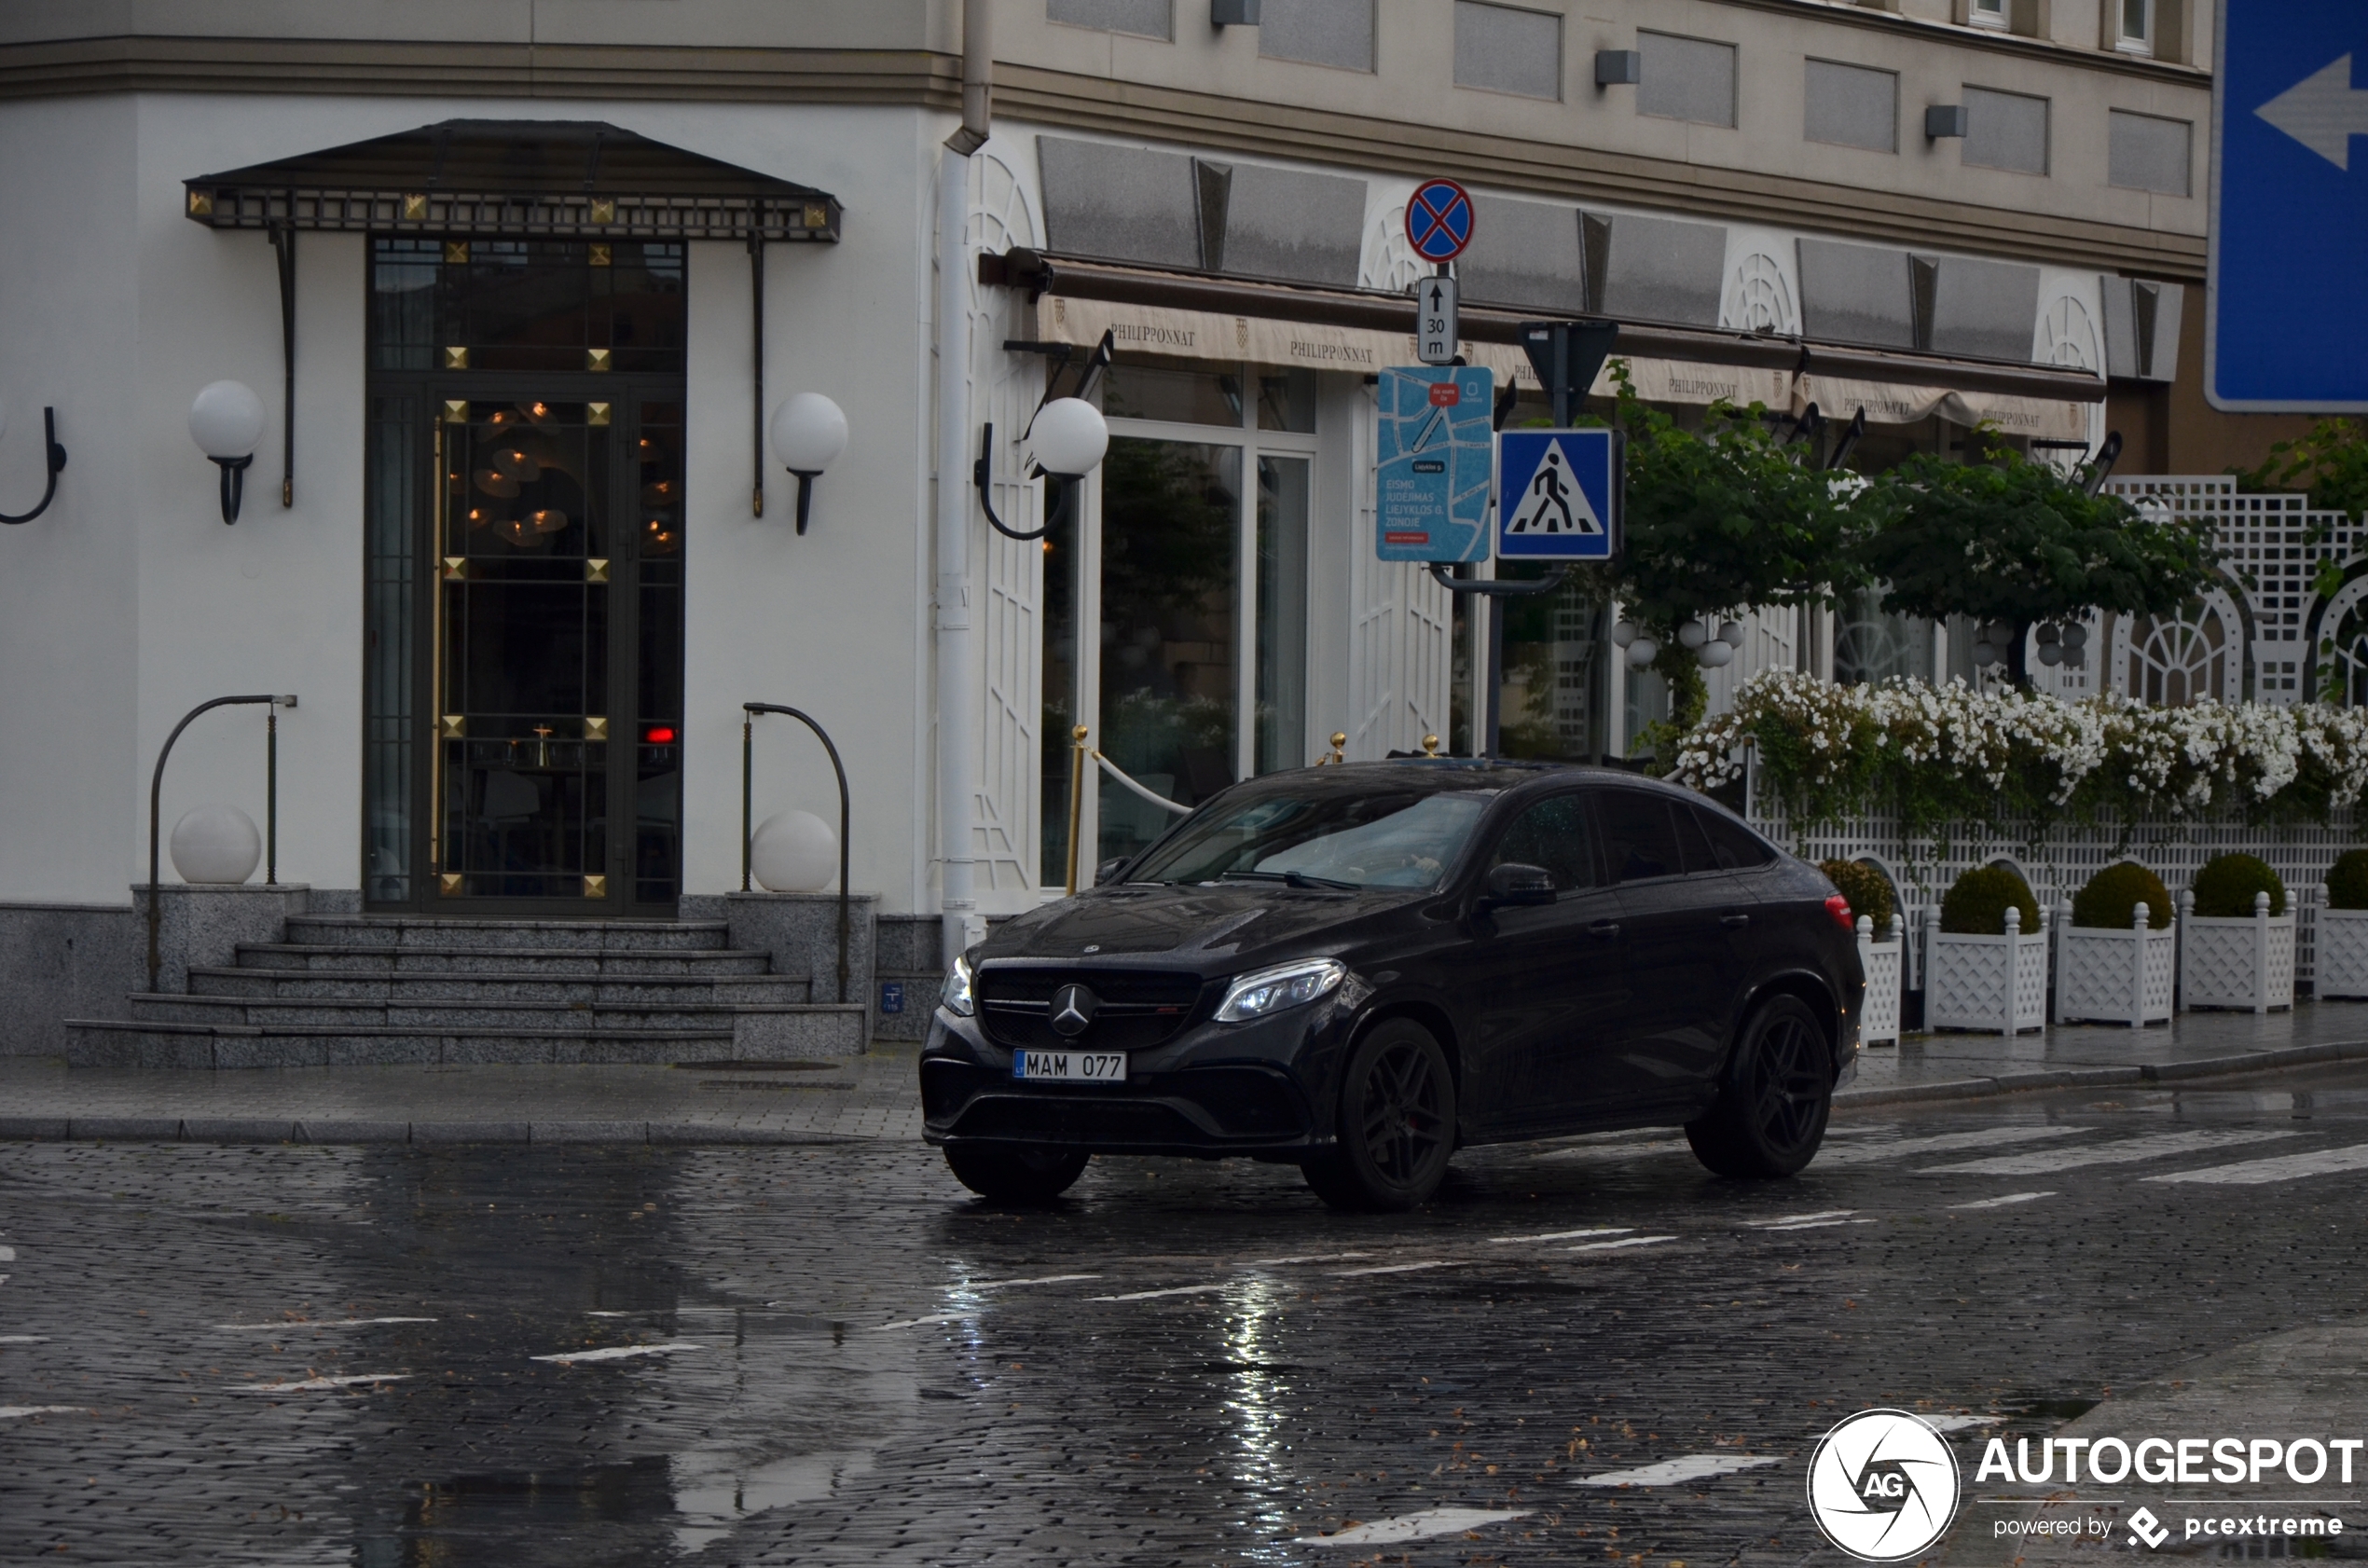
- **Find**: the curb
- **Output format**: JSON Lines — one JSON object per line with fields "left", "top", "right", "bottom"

{"left": 0, "top": 1116, "right": 871, "bottom": 1148}
{"left": 1836, "top": 1038, "right": 2368, "bottom": 1108}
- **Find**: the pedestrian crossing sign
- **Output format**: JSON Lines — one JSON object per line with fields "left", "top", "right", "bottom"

{"left": 1496, "top": 428, "right": 1619, "bottom": 559}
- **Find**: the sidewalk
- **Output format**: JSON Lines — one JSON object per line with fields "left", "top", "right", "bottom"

{"left": 0, "top": 1006, "right": 2363, "bottom": 1146}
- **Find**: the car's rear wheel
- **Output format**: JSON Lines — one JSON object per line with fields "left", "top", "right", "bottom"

{"left": 1687, "top": 995, "right": 1832, "bottom": 1177}
{"left": 1301, "top": 1018, "right": 1456, "bottom": 1211}
{"left": 943, "top": 1144, "right": 1091, "bottom": 1204}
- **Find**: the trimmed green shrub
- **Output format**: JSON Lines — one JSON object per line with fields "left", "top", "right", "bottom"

{"left": 1819, "top": 860, "right": 1895, "bottom": 933}
{"left": 2328, "top": 849, "right": 2368, "bottom": 911}
{"left": 2071, "top": 861, "right": 2172, "bottom": 930}
{"left": 1940, "top": 864, "right": 2039, "bottom": 935}
{"left": 2191, "top": 853, "right": 2287, "bottom": 918}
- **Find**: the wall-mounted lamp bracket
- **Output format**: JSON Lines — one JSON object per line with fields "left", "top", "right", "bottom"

{"left": 974, "top": 420, "right": 1067, "bottom": 542}
{"left": 1004, "top": 329, "right": 1113, "bottom": 435}
{"left": 1427, "top": 563, "right": 1573, "bottom": 598}
{"left": 788, "top": 469, "right": 819, "bottom": 534}
{"left": 0, "top": 406, "right": 68, "bottom": 526}
{"left": 1826, "top": 406, "right": 1868, "bottom": 471}
{"left": 1926, "top": 104, "right": 1970, "bottom": 140}
{"left": 268, "top": 222, "right": 296, "bottom": 508}
{"left": 2081, "top": 430, "right": 2125, "bottom": 497}
{"left": 213, "top": 453, "right": 255, "bottom": 524}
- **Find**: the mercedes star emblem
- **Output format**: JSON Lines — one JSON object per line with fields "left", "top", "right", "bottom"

{"left": 1049, "top": 983, "right": 1098, "bottom": 1038}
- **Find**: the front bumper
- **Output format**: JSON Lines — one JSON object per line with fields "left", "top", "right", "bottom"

{"left": 919, "top": 997, "right": 1353, "bottom": 1159}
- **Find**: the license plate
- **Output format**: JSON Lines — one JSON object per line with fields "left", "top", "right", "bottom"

{"left": 1012, "top": 1049, "right": 1128, "bottom": 1083}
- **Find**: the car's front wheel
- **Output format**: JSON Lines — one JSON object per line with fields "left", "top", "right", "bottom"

{"left": 1686, "top": 994, "right": 1832, "bottom": 1177}
{"left": 943, "top": 1144, "right": 1091, "bottom": 1204}
{"left": 1301, "top": 1018, "right": 1457, "bottom": 1212}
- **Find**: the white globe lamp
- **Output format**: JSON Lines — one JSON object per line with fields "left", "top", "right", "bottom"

{"left": 1718, "top": 619, "right": 1746, "bottom": 648}
{"left": 1971, "top": 639, "right": 1999, "bottom": 667}
{"left": 1626, "top": 636, "right": 1660, "bottom": 668}
{"left": 767, "top": 392, "right": 849, "bottom": 535}
{"left": 1698, "top": 640, "right": 1735, "bottom": 668}
{"left": 1028, "top": 398, "right": 1109, "bottom": 479}
{"left": 1610, "top": 619, "right": 1637, "bottom": 649}
{"left": 750, "top": 809, "right": 839, "bottom": 893}
{"left": 171, "top": 804, "right": 261, "bottom": 885}
{"left": 1677, "top": 620, "right": 1708, "bottom": 649}
{"left": 189, "top": 380, "right": 265, "bottom": 523}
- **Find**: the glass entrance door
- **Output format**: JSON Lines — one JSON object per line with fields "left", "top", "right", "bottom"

{"left": 364, "top": 237, "right": 686, "bottom": 915}
{"left": 428, "top": 392, "right": 683, "bottom": 908}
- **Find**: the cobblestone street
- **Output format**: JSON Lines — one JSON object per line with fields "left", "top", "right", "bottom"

{"left": 7, "top": 1064, "right": 2368, "bottom": 1564}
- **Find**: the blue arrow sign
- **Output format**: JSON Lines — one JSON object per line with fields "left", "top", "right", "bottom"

{"left": 2210, "top": 2, "right": 2368, "bottom": 409}
{"left": 1497, "top": 429, "right": 1619, "bottom": 559}
{"left": 1376, "top": 366, "right": 1494, "bottom": 562}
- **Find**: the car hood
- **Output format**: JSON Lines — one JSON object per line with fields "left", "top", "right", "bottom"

{"left": 979, "top": 883, "right": 1415, "bottom": 969}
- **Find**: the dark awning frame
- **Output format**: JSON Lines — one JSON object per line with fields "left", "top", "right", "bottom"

{"left": 981, "top": 248, "right": 2105, "bottom": 407}
{"left": 184, "top": 120, "right": 845, "bottom": 516}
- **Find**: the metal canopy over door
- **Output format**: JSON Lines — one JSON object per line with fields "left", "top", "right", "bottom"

{"left": 365, "top": 239, "right": 685, "bottom": 915}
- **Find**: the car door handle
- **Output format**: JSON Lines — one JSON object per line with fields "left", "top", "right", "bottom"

{"left": 1721, "top": 914, "right": 1752, "bottom": 928}
{"left": 1587, "top": 921, "right": 1621, "bottom": 939}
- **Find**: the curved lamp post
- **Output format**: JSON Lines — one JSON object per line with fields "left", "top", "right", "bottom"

{"left": 189, "top": 381, "right": 264, "bottom": 524}
{"left": 146, "top": 693, "right": 296, "bottom": 991}
{"left": 976, "top": 397, "right": 1109, "bottom": 542}
{"left": 767, "top": 392, "right": 848, "bottom": 534}
{"left": 0, "top": 405, "right": 68, "bottom": 526}
{"left": 740, "top": 702, "right": 853, "bottom": 1003}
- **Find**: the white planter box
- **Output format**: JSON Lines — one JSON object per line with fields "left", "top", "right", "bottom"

{"left": 1857, "top": 915, "right": 1904, "bottom": 1046}
{"left": 2178, "top": 891, "right": 2295, "bottom": 1013}
{"left": 2052, "top": 901, "right": 2175, "bottom": 1026}
{"left": 1924, "top": 908, "right": 2049, "bottom": 1035}
{"left": 2317, "top": 900, "right": 2368, "bottom": 999}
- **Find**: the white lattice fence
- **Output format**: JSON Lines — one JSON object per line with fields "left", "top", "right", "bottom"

{"left": 1751, "top": 752, "right": 2352, "bottom": 989}
{"left": 2320, "top": 909, "right": 2368, "bottom": 998}
{"left": 2052, "top": 911, "right": 2175, "bottom": 1026}
{"left": 1857, "top": 918, "right": 1903, "bottom": 1045}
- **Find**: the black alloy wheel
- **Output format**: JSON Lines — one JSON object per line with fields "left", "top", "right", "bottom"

{"left": 1301, "top": 1018, "right": 1457, "bottom": 1211}
{"left": 943, "top": 1144, "right": 1092, "bottom": 1204}
{"left": 1686, "top": 994, "right": 1832, "bottom": 1177}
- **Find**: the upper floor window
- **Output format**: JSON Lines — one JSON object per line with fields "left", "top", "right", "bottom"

{"left": 1962, "top": 85, "right": 2050, "bottom": 176}
{"left": 2116, "top": 0, "right": 2155, "bottom": 54}
{"left": 1969, "top": 0, "right": 2007, "bottom": 31}
{"left": 1454, "top": 0, "right": 1563, "bottom": 102}
{"left": 1260, "top": 0, "right": 1376, "bottom": 73}
{"left": 1636, "top": 31, "right": 1738, "bottom": 130}
{"left": 1047, "top": 0, "right": 1173, "bottom": 41}
{"left": 1804, "top": 59, "right": 1898, "bottom": 154}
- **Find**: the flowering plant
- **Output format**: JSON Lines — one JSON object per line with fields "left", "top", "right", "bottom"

{"left": 1673, "top": 672, "right": 2368, "bottom": 838}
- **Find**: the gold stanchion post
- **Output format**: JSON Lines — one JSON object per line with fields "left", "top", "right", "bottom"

{"left": 1064, "top": 724, "right": 1090, "bottom": 895}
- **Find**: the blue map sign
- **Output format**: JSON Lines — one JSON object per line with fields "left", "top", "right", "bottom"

{"left": 2210, "top": 1, "right": 2368, "bottom": 409}
{"left": 1376, "top": 366, "right": 1494, "bottom": 563}
{"left": 1405, "top": 179, "right": 1476, "bottom": 263}
{"left": 1497, "top": 429, "right": 1618, "bottom": 559}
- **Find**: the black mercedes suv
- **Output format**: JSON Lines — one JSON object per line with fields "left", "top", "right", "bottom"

{"left": 920, "top": 760, "right": 1863, "bottom": 1210}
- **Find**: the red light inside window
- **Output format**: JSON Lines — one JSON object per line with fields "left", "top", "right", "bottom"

{"left": 644, "top": 726, "right": 678, "bottom": 745}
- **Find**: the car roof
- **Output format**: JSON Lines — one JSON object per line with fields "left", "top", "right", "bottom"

{"left": 1257, "top": 759, "right": 1697, "bottom": 796}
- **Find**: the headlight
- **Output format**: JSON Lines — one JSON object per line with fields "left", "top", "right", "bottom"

{"left": 1215, "top": 958, "right": 1347, "bottom": 1024}
{"left": 940, "top": 953, "right": 975, "bottom": 1017}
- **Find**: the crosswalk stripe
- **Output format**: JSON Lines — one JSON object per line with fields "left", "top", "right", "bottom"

{"left": 1949, "top": 1191, "right": 2056, "bottom": 1209}
{"left": 1089, "top": 1283, "right": 1230, "bottom": 1302}
{"left": 1488, "top": 1227, "right": 1633, "bottom": 1245}
{"left": 1299, "top": 1507, "right": 1531, "bottom": 1546}
{"left": 1570, "top": 1235, "right": 1677, "bottom": 1253}
{"left": 1813, "top": 1126, "right": 2089, "bottom": 1167}
{"left": 1920, "top": 1128, "right": 2300, "bottom": 1176}
{"left": 1575, "top": 1454, "right": 1781, "bottom": 1487}
{"left": 2143, "top": 1141, "right": 2368, "bottom": 1186}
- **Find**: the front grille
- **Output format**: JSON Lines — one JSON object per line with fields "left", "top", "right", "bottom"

{"left": 976, "top": 968, "right": 1206, "bottom": 1052}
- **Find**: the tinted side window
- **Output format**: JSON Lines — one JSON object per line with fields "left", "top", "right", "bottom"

{"left": 1490, "top": 795, "right": 1598, "bottom": 891}
{"left": 1697, "top": 805, "right": 1777, "bottom": 869}
{"left": 1598, "top": 791, "right": 1683, "bottom": 883}
{"left": 1674, "top": 804, "right": 1720, "bottom": 875}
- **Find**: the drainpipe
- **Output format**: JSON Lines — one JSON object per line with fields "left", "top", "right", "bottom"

{"left": 936, "top": 0, "right": 991, "bottom": 971}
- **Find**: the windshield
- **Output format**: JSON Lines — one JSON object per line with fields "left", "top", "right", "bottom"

{"left": 1124, "top": 788, "right": 1495, "bottom": 890}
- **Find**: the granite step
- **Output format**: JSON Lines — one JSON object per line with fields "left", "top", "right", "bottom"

{"left": 64, "top": 1007, "right": 867, "bottom": 1069}
{"left": 125, "top": 992, "right": 847, "bottom": 1036}
{"left": 189, "top": 966, "right": 811, "bottom": 1005}
{"left": 280, "top": 916, "right": 733, "bottom": 953}
{"left": 232, "top": 943, "right": 777, "bottom": 977}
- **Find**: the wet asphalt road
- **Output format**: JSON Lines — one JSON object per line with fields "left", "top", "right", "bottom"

{"left": 7, "top": 1068, "right": 2368, "bottom": 1566}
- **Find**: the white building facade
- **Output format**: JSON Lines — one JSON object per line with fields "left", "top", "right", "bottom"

{"left": 0, "top": 1, "right": 2220, "bottom": 1050}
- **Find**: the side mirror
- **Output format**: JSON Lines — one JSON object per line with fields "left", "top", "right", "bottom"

{"left": 1092, "top": 857, "right": 1131, "bottom": 887}
{"left": 1482, "top": 862, "right": 1557, "bottom": 908}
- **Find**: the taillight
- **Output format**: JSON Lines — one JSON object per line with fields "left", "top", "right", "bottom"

{"left": 1824, "top": 895, "right": 1855, "bottom": 931}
